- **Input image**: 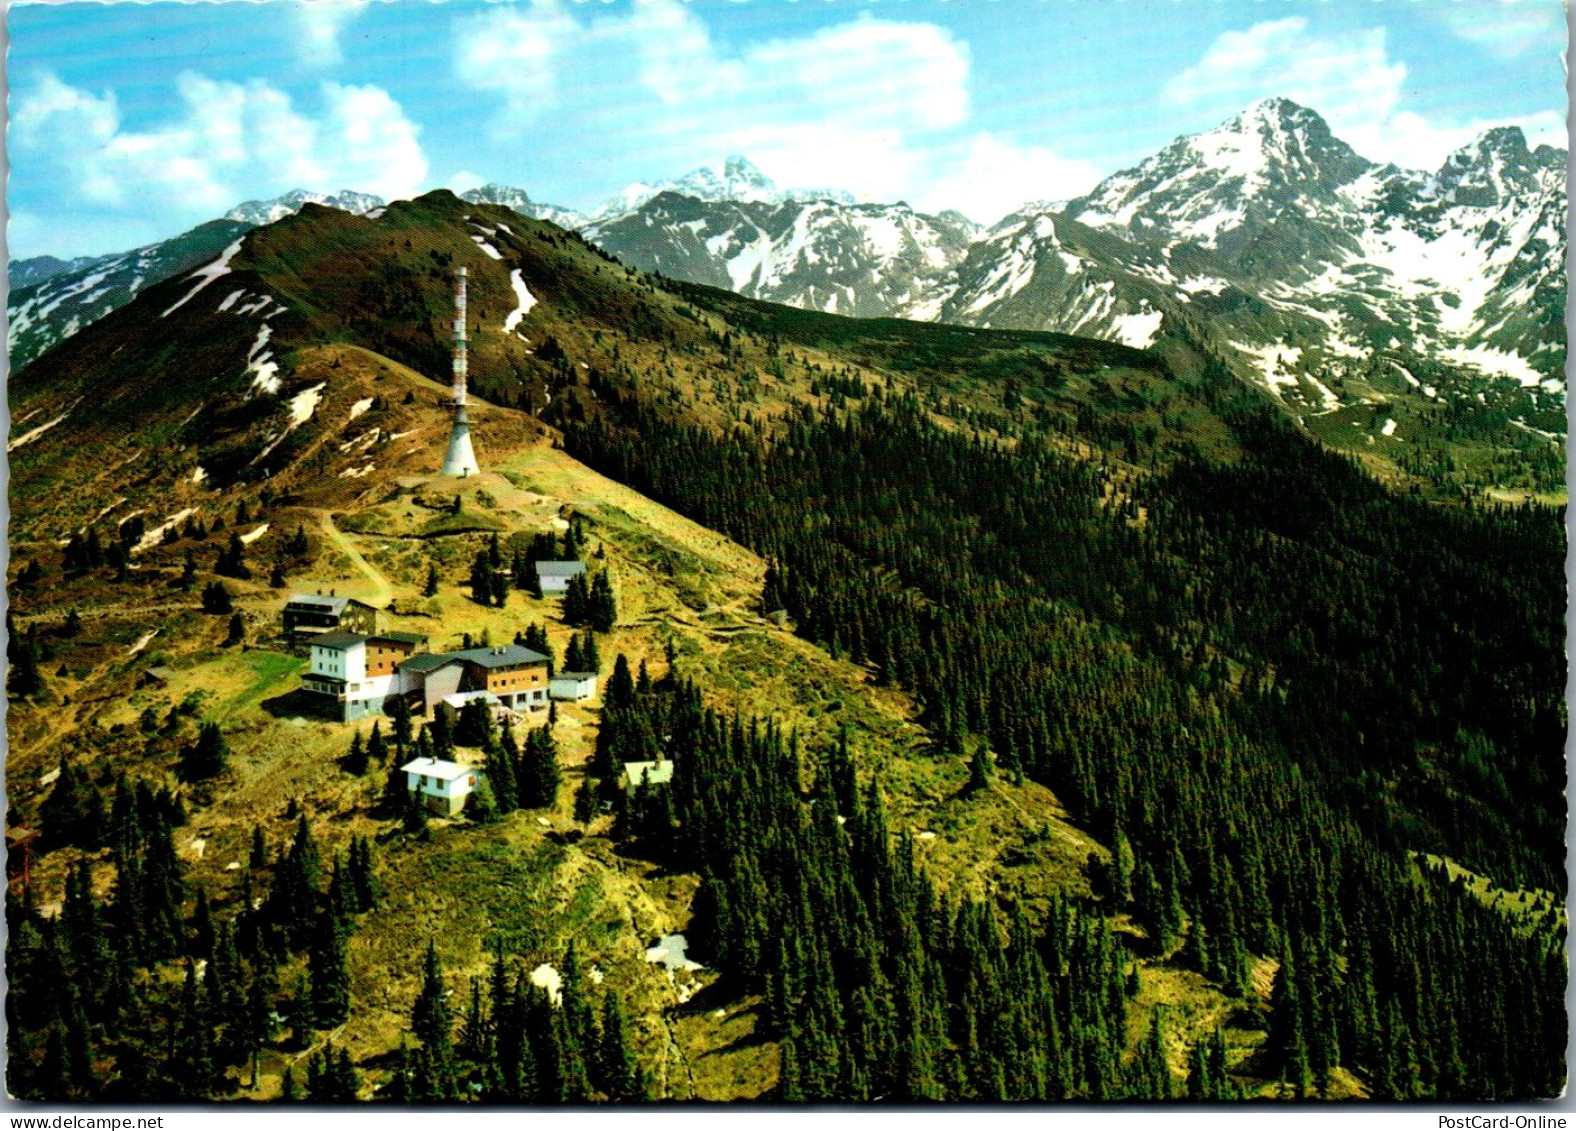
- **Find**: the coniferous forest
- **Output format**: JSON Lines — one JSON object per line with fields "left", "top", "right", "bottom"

{"left": 562, "top": 369, "right": 1567, "bottom": 1100}
{"left": 4, "top": 186, "right": 1565, "bottom": 1103}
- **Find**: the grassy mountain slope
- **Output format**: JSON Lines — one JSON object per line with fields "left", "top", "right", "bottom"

{"left": 6, "top": 190, "right": 1563, "bottom": 1102}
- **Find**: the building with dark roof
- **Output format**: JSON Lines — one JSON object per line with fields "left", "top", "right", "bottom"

{"left": 282, "top": 593, "right": 380, "bottom": 644}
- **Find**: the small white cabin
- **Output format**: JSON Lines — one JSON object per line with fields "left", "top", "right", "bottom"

{"left": 401, "top": 756, "right": 478, "bottom": 816}
{"left": 536, "top": 560, "right": 587, "bottom": 594}
{"left": 622, "top": 759, "right": 674, "bottom": 795}
{"left": 549, "top": 672, "right": 598, "bottom": 702}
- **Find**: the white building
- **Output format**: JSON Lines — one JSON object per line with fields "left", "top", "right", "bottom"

{"left": 401, "top": 757, "right": 479, "bottom": 816}
{"left": 622, "top": 759, "right": 674, "bottom": 795}
{"left": 549, "top": 671, "right": 598, "bottom": 702}
{"left": 536, "top": 560, "right": 587, "bottom": 594}
{"left": 301, "top": 630, "right": 426, "bottom": 721}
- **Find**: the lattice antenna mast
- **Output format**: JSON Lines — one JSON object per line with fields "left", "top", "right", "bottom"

{"left": 452, "top": 265, "right": 468, "bottom": 406}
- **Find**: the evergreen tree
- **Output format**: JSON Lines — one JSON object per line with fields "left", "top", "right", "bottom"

{"left": 7, "top": 618, "right": 43, "bottom": 700}
{"left": 411, "top": 941, "right": 456, "bottom": 1097}
{"left": 424, "top": 563, "right": 440, "bottom": 597}
{"left": 216, "top": 532, "right": 252, "bottom": 580}
{"left": 345, "top": 731, "right": 369, "bottom": 776}
{"left": 589, "top": 571, "right": 618, "bottom": 632}
{"left": 181, "top": 722, "right": 229, "bottom": 781}
{"left": 309, "top": 896, "right": 351, "bottom": 1028}
{"left": 517, "top": 727, "right": 561, "bottom": 809}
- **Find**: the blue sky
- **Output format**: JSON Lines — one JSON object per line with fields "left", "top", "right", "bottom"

{"left": 7, "top": 0, "right": 1568, "bottom": 259}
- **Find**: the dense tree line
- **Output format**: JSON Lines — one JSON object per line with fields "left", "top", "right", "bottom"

{"left": 8, "top": 784, "right": 379, "bottom": 1100}
{"left": 564, "top": 380, "right": 1566, "bottom": 1098}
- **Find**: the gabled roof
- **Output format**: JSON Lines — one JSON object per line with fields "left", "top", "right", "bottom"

{"left": 312, "top": 631, "right": 367, "bottom": 649}
{"left": 399, "top": 653, "right": 466, "bottom": 674}
{"left": 375, "top": 631, "right": 428, "bottom": 646}
{"left": 553, "top": 671, "right": 598, "bottom": 681}
{"left": 623, "top": 760, "right": 675, "bottom": 786}
{"left": 400, "top": 757, "right": 472, "bottom": 782}
{"left": 285, "top": 594, "right": 378, "bottom": 613}
{"left": 534, "top": 560, "right": 587, "bottom": 579}
{"left": 444, "top": 644, "right": 550, "bottom": 669}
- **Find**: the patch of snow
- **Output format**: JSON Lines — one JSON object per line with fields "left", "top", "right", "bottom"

{"left": 163, "top": 240, "right": 244, "bottom": 317}
{"left": 1381, "top": 418, "right": 1398, "bottom": 437}
{"left": 8, "top": 412, "right": 69, "bottom": 452}
{"left": 1440, "top": 345, "right": 1544, "bottom": 388}
{"left": 339, "top": 463, "right": 376, "bottom": 479}
{"left": 188, "top": 838, "right": 206, "bottom": 860}
{"left": 246, "top": 324, "right": 280, "bottom": 395}
{"left": 239, "top": 523, "right": 270, "bottom": 545}
{"left": 504, "top": 270, "right": 537, "bottom": 332}
{"left": 133, "top": 509, "right": 195, "bottom": 553}
{"left": 530, "top": 963, "right": 562, "bottom": 1007}
{"left": 289, "top": 383, "right": 326, "bottom": 426}
{"left": 39, "top": 768, "right": 60, "bottom": 787}
{"left": 1109, "top": 309, "right": 1164, "bottom": 349}
{"left": 226, "top": 861, "right": 242, "bottom": 871}
{"left": 348, "top": 397, "right": 374, "bottom": 422}
{"left": 1305, "top": 373, "right": 1341, "bottom": 412}
{"left": 1511, "top": 419, "right": 1563, "bottom": 442}
{"left": 645, "top": 934, "right": 703, "bottom": 973}
{"left": 191, "top": 466, "right": 208, "bottom": 485}
{"left": 217, "top": 289, "right": 247, "bottom": 313}
{"left": 127, "top": 630, "right": 158, "bottom": 655}
{"left": 471, "top": 236, "right": 503, "bottom": 260}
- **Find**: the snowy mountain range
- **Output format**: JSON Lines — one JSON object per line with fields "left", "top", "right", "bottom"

{"left": 10, "top": 104, "right": 1565, "bottom": 437}
{"left": 224, "top": 188, "right": 386, "bottom": 226}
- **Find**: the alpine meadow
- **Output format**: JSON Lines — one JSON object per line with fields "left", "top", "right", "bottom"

{"left": 4, "top": 0, "right": 1567, "bottom": 1107}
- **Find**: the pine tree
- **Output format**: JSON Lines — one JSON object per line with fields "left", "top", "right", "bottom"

{"left": 366, "top": 721, "right": 387, "bottom": 769}
{"left": 346, "top": 731, "right": 369, "bottom": 776}
{"left": 216, "top": 532, "right": 252, "bottom": 580}
{"left": 517, "top": 727, "right": 561, "bottom": 809}
{"left": 7, "top": 617, "right": 43, "bottom": 700}
{"left": 605, "top": 654, "right": 635, "bottom": 710}
{"left": 181, "top": 722, "right": 230, "bottom": 781}
{"left": 309, "top": 895, "right": 351, "bottom": 1028}
{"left": 469, "top": 553, "right": 494, "bottom": 606}
{"left": 423, "top": 563, "right": 440, "bottom": 597}
{"left": 411, "top": 941, "right": 455, "bottom": 1097}
{"left": 589, "top": 571, "right": 617, "bottom": 632}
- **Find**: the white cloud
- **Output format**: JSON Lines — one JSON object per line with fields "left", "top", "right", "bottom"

{"left": 448, "top": 169, "right": 486, "bottom": 194}
{"left": 920, "top": 135, "right": 1104, "bottom": 224}
{"left": 454, "top": 0, "right": 1074, "bottom": 222}
{"left": 1164, "top": 19, "right": 1408, "bottom": 133}
{"left": 1165, "top": 18, "right": 1565, "bottom": 171}
{"left": 1435, "top": 0, "right": 1567, "bottom": 59}
{"left": 12, "top": 70, "right": 428, "bottom": 221}
{"left": 295, "top": 0, "right": 370, "bottom": 69}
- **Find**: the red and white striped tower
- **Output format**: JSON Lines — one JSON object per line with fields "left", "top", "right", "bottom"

{"left": 441, "top": 266, "right": 480, "bottom": 476}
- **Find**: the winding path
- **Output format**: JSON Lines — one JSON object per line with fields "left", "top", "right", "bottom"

{"left": 318, "top": 511, "right": 393, "bottom": 608}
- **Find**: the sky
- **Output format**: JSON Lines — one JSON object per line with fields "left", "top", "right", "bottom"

{"left": 6, "top": 0, "right": 1569, "bottom": 260}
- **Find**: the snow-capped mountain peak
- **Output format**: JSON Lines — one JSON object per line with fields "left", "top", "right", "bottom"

{"left": 224, "top": 189, "right": 385, "bottom": 225}
{"left": 590, "top": 155, "right": 855, "bottom": 221}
